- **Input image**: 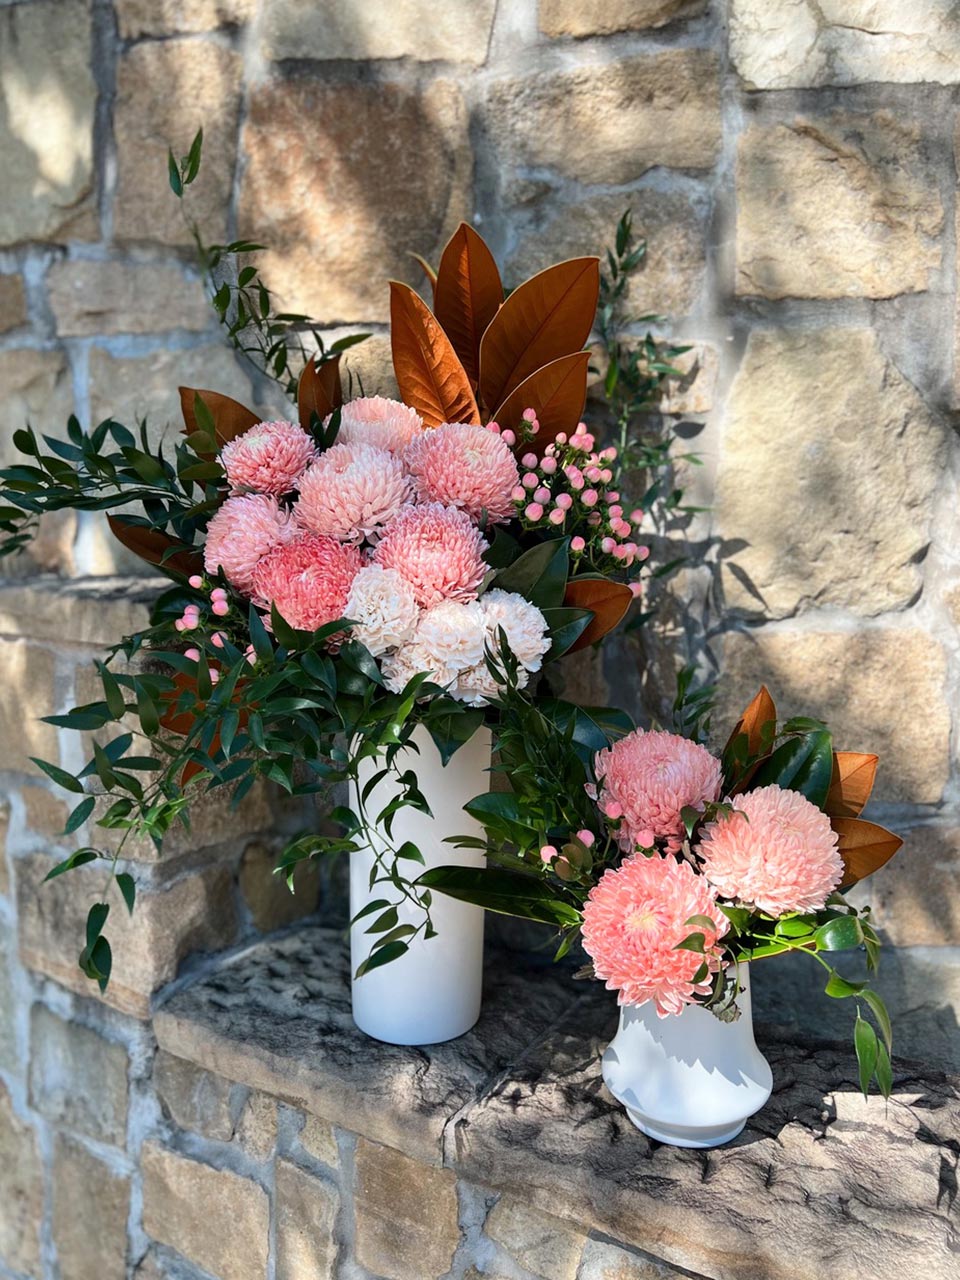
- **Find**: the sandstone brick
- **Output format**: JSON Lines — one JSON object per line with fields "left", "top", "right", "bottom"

{"left": 0, "top": 349, "right": 75, "bottom": 466}
{"left": 0, "top": 923, "right": 18, "bottom": 1077}
{"left": 141, "top": 1143, "right": 269, "bottom": 1280}
{"left": 17, "top": 854, "right": 238, "bottom": 1018}
{"left": 0, "top": 641, "right": 60, "bottom": 775}
{"left": 52, "top": 1135, "right": 130, "bottom": 1280}
{"left": 658, "top": 342, "right": 718, "bottom": 415}
{"left": 48, "top": 261, "right": 212, "bottom": 337}
{"left": 114, "top": 40, "right": 242, "bottom": 246}
{"left": 117, "top": 0, "right": 254, "bottom": 37}
{"left": 715, "top": 329, "right": 944, "bottom": 618}
{"left": 0, "top": 0, "right": 97, "bottom": 245}
{"left": 484, "top": 53, "right": 720, "bottom": 186}
{"left": 275, "top": 1159, "right": 339, "bottom": 1280}
{"left": 736, "top": 113, "right": 942, "bottom": 300}
{"left": 486, "top": 1195, "right": 587, "bottom": 1280}
{"left": 236, "top": 1092, "right": 276, "bottom": 1160}
{"left": 342, "top": 335, "right": 398, "bottom": 402}
{"left": 730, "top": 0, "right": 960, "bottom": 89}
{"left": 717, "top": 628, "right": 949, "bottom": 806}
{"left": 262, "top": 0, "right": 495, "bottom": 62}
{"left": 30, "top": 1005, "right": 129, "bottom": 1145}
{"left": 0, "top": 579, "right": 155, "bottom": 648}
{"left": 578, "top": 1238, "right": 686, "bottom": 1278}
{"left": 240, "top": 77, "right": 470, "bottom": 321}
{"left": 0, "top": 798, "right": 9, "bottom": 899}
{"left": 154, "top": 1049, "right": 235, "bottom": 1141}
{"left": 22, "top": 786, "right": 70, "bottom": 840}
{"left": 298, "top": 1114, "right": 339, "bottom": 1168}
{"left": 540, "top": 0, "right": 705, "bottom": 35}
{"left": 846, "top": 825, "right": 960, "bottom": 947}
{"left": 0, "top": 274, "right": 27, "bottom": 331}
{"left": 239, "top": 840, "right": 319, "bottom": 932}
{"left": 354, "top": 1138, "right": 459, "bottom": 1280}
{"left": 0, "top": 1082, "right": 43, "bottom": 1277}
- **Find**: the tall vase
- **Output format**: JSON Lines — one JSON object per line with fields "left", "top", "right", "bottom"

{"left": 350, "top": 723, "right": 492, "bottom": 1046}
{"left": 601, "top": 965, "right": 772, "bottom": 1148}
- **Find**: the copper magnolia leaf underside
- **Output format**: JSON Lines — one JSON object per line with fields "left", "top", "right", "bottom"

{"left": 833, "top": 817, "right": 903, "bottom": 889}
{"left": 562, "top": 577, "right": 633, "bottom": 651}
{"left": 478, "top": 257, "right": 600, "bottom": 413}
{"left": 178, "top": 387, "right": 260, "bottom": 459}
{"left": 107, "top": 516, "right": 203, "bottom": 577}
{"left": 825, "top": 751, "right": 879, "bottom": 820}
{"left": 410, "top": 252, "right": 438, "bottom": 300}
{"left": 298, "top": 355, "right": 342, "bottom": 430}
{"left": 390, "top": 282, "right": 480, "bottom": 428}
{"left": 723, "top": 685, "right": 777, "bottom": 760}
{"left": 434, "top": 223, "right": 503, "bottom": 387}
{"left": 493, "top": 351, "right": 590, "bottom": 452}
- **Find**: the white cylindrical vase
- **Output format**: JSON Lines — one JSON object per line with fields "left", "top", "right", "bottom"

{"left": 350, "top": 723, "right": 491, "bottom": 1046}
{"left": 601, "top": 965, "right": 772, "bottom": 1148}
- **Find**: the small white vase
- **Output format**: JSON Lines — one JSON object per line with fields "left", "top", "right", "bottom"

{"left": 350, "top": 723, "right": 491, "bottom": 1046}
{"left": 601, "top": 965, "right": 772, "bottom": 1148}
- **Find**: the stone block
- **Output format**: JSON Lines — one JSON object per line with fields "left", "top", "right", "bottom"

{"left": 0, "top": 0, "right": 97, "bottom": 245}
{"left": 236, "top": 1092, "right": 276, "bottom": 1160}
{"left": 0, "top": 923, "right": 18, "bottom": 1077}
{"left": 114, "top": 40, "right": 242, "bottom": 246}
{"left": 342, "top": 335, "right": 398, "bottom": 402}
{"left": 141, "top": 1143, "right": 269, "bottom": 1280}
{"left": 261, "top": 0, "right": 496, "bottom": 62}
{"left": 116, "top": 0, "right": 254, "bottom": 37}
{"left": 298, "top": 1114, "right": 339, "bottom": 1168}
{"left": 578, "top": 1239, "right": 688, "bottom": 1278}
{"left": 846, "top": 825, "right": 960, "bottom": 948}
{"left": 48, "top": 261, "right": 212, "bottom": 337}
{"left": 484, "top": 52, "right": 720, "bottom": 186}
{"left": 354, "top": 1138, "right": 459, "bottom": 1280}
{"left": 0, "top": 1082, "right": 43, "bottom": 1277}
{"left": 0, "top": 274, "right": 27, "bottom": 331}
{"left": 736, "top": 113, "right": 942, "bottom": 300}
{"left": 52, "top": 1134, "right": 130, "bottom": 1280}
{"left": 658, "top": 343, "right": 718, "bottom": 415}
{"left": 485, "top": 1195, "right": 587, "bottom": 1280}
{"left": 540, "top": 0, "right": 705, "bottom": 35}
{"left": 275, "top": 1159, "right": 339, "bottom": 1280}
{"left": 29, "top": 1005, "right": 129, "bottom": 1145}
{"left": 0, "top": 349, "right": 75, "bottom": 465}
{"left": 715, "top": 329, "right": 945, "bottom": 618}
{"left": 239, "top": 76, "right": 471, "bottom": 321}
{"left": 154, "top": 1049, "right": 235, "bottom": 1141}
{"left": 0, "top": 797, "right": 9, "bottom": 898}
{"left": 0, "top": 640, "right": 60, "bottom": 775}
{"left": 239, "top": 840, "right": 319, "bottom": 932}
{"left": 0, "top": 578, "right": 155, "bottom": 648}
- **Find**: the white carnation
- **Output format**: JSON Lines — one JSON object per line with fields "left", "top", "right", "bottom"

{"left": 479, "top": 589, "right": 550, "bottom": 673}
{"left": 345, "top": 565, "right": 419, "bottom": 657}
{"left": 414, "top": 600, "right": 486, "bottom": 672}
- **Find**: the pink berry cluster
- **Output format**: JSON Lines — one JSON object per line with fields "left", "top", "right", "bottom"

{"left": 172, "top": 575, "right": 250, "bottom": 678}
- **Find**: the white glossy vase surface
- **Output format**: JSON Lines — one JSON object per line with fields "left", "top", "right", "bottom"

{"left": 601, "top": 965, "right": 772, "bottom": 1148}
{"left": 350, "top": 723, "right": 491, "bottom": 1046}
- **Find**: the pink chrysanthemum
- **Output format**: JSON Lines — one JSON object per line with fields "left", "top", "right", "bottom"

{"left": 204, "top": 494, "right": 294, "bottom": 596}
{"left": 373, "top": 503, "right": 488, "bottom": 607}
{"left": 295, "top": 443, "right": 410, "bottom": 542}
{"left": 404, "top": 424, "right": 520, "bottom": 523}
{"left": 595, "top": 730, "right": 722, "bottom": 854}
{"left": 220, "top": 420, "right": 317, "bottom": 496}
{"left": 582, "top": 855, "right": 728, "bottom": 1016}
{"left": 335, "top": 396, "right": 424, "bottom": 454}
{"left": 696, "top": 784, "right": 843, "bottom": 916}
{"left": 251, "top": 533, "right": 362, "bottom": 635}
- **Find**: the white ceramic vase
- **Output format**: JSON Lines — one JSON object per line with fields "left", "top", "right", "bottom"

{"left": 350, "top": 723, "right": 492, "bottom": 1046}
{"left": 601, "top": 965, "right": 772, "bottom": 1148}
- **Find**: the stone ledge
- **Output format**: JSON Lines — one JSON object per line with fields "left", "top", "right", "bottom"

{"left": 0, "top": 575, "right": 164, "bottom": 647}
{"left": 154, "top": 927, "right": 960, "bottom": 1277}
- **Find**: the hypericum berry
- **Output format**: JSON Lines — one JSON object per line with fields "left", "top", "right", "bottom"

{"left": 525, "top": 502, "right": 544, "bottom": 521}
{"left": 571, "top": 536, "right": 586, "bottom": 553}
{"left": 521, "top": 452, "right": 538, "bottom": 469}
{"left": 582, "top": 489, "right": 598, "bottom": 508}
{"left": 534, "top": 486, "right": 551, "bottom": 504}
{"left": 210, "top": 631, "right": 225, "bottom": 648}
{"left": 540, "top": 844, "right": 558, "bottom": 863}
{"left": 555, "top": 493, "right": 573, "bottom": 511}
{"left": 188, "top": 575, "right": 203, "bottom": 589}
{"left": 540, "top": 456, "right": 557, "bottom": 475}
{"left": 522, "top": 473, "right": 538, "bottom": 490}
{"left": 501, "top": 429, "right": 516, "bottom": 446}
{"left": 184, "top": 647, "right": 200, "bottom": 662}
{"left": 212, "top": 599, "right": 229, "bottom": 617}
{"left": 548, "top": 508, "right": 565, "bottom": 526}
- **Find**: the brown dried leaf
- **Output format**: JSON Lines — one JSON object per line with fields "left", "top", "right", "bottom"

{"left": 834, "top": 817, "right": 903, "bottom": 889}
{"left": 434, "top": 223, "right": 503, "bottom": 386}
{"left": 298, "top": 354, "right": 342, "bottom": 429}
{"left": 562, "top": 577, "right": 633, "bottom": 652}
{"left": 825, "top": 752, "right": 879, "bottom": 820}
{"left": 107, "top": 516, "right": 202, "bottom": 577}
{"left": 390, "top": 281, "right": 480, "bottom": 428}
{"left": 178, "top": 387, "right": 259, "bottom": 457}
{"left": 723, "top": 685, "right": 777, "bottom": 760}
{"left": 493, "top": 352, "right": 590, "bottom": 453}
{"left": 410, "top": 252, "right": 438, "bottom": 302}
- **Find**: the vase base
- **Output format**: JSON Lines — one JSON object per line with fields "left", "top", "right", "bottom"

{"left": 623, "top": 1106, "right": 746, "bottom": 1149}
{"left": 351, "top": 1008, "right": 481, "bottom": 1047}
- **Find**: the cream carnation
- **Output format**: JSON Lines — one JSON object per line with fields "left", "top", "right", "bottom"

{"left": 295, "top": 443, "right": 410, "bottom": 542}
{"left": 344, "top": 565, "right": 419, "bottom": 657}
{"left": 595, "top": 730, "right": 722, "bottom": 854}
{"left": 416, "top": 600, "right": 486, "bottom": 673}
{"left": 405, "top": 423, "right": 519, "bottom": 523}
{"left": 336, "top": 396, "right": 424, "bottom": 454}
{"left": 480, "top": 589, "right": 550, "bottom": 673}
{"left": 251, "top": 533, "right": 361, "bottom": 635}
{"left": 696, "top": 784, "right": 843, "bottom": 916}
{"left": 373, "top": 503, "right": 488, "bottom": 607}
{"left": 204, "top": 494, "right": 294, "bottom": 595}
{"left": 582, "top": 854, "right": 728, "bottom": 1017}
{"left": 381, "top": 642, "right": 448, "bottom": 695}
{"left": 220, "top": 420, "right": 317, "bottom": 495}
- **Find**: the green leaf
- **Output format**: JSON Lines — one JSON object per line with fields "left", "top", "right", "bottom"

{"left": 824, "top": 971, "right": 866, "bottom": 998}
{"left": 749, "top": 730, "right": 834, "bottom": 809}
{"left": 426, "top": 704, "right": 485, "bottom": 766}
{"left": 116, "top": 872, "right": 136, "bottom": 915}
{"left": 492, "top": 538, "right": 569, "bottom": 610}
{"left": 86, "top": 902, "right": 109, "bottom": 951}
{"left": 248, "top": 603, "right": 273, "bottom": 663}
{"left": 30, "top": 758, "right": 84, "bottom": 794}
{"left": 350, "top": 897, "right": 392, "bottom": 926}
{"left": 396, "top": 841, "right": 425, "bottom": 864}
{"left": 541, "top": 607, "right": 593, "bottom": 660}
{"left": 97, "top": 662, "right": 126, "bottom": 720}
{"left": 355, "top": 940, "right": 409, "bottom": 978}
{"left": 64, "top": 796, "right": 95, "bottom": 835}
{"left": 43, "top": 848, "right": 99, "bottom": 881}
{"left": 815, "top": 915, "right": 864, "bottom": 952}
{"left": 862, "top": 988, "right": 893, "bottom": 1053}
{"left": 855, "top": 1013, "right": 879, "bottom": 1097}
{"left": 418, "top": 865, "right": 582, "bottom": 927}
{"left": 167, "top": 148, "right": 183, "bottom": 197}
{"left": 875, "top": 1040, "right": 893, "bottom": 1099}
{"left": 674, "top": 932, "right": 705, "bottom": 954}
{"left": 136, "top": 685, "right": 160, "bottom": 737}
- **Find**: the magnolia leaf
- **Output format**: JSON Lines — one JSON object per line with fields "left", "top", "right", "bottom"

{"left": 748, "top": 729, "right": 834, "bottom": 809}
{"left": 562, "top": 577, "right": 632, "bottom": 651}
{"left": 492, "top": 351, "right": 590, "bottom": 451}
{"left": 418, "top": 865, "right": 582, "bottom": 928}
{"left": 178, "top": 387, "right": 259, "bottom": 454}
{"left": 390, "top": 282, "right": 480, "bottom": 428}
{"left": 434, "top": 223, "right": 503, "bottom": 386}
{"left": 723, "top": 685, "right": 776, "bottom": 760}
{"left": 298, "top": 355, "right": 342, "bottom": 429}
{"left": 106, "top": 517, "right": 203, "bottom": 577}
{"left": 825, "top": 751, "right": 879, "bottom": 820}
{"left": 478, "top": 257, "right": 600, "bottom": 411}
{"left": 409, "top": 252, "right": 438, "bottom": 299}
{"left": 834, "top": 817, "right": 904, "bottom": 889}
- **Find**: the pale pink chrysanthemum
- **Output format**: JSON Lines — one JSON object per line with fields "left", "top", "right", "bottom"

{"left": 595, "top": 730, "right": 722, "bottom": 854}
{"left": 373, "top": 503, "right": 488, "bottom": 608}
{"left": 251, "top": 533, "right": 361, "bottom": 635}
{"left": 219, "top": 420, "right": 317, "bottom": 496}
{"left": 582, "top": 855, "right": 729, "bottom": 1016}
{"left": 335, "top": 396, "right": 424, "bottom": 454}
{"left": 405, "top": 424, "right": 520, "bottom": 523}
{"left": 696, "top": 784, "right": 843, "bottom": 916}
{"left": 204, "top": 494, "right": 295, "bottom": 596}
{"left": 295, "top": 443, "right": 410, "bottom": 543}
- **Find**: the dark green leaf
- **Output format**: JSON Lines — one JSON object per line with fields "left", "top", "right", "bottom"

{"left": 749, "top": 730, "right": 834, "bottom": 809}
{"left": 815, "top": 916, "right": 864, "bottom": 952}
{"left": 64, "top": 796, "right": 95, "bottom": 835}
{"left": 855, "top": 1013, "right": 879, "bottom": 1097}
{"left": 116, "top": 872, "right": 136, "bottom": 915}
{"left": 30, "top": 758, "right": 84, "bottom": 794}
{"left": 355, "top": 940, "right": 409, "bottom": 978}
{"left": 418, "top": 865, "right": 581, "bottom": 927}
{"left": 492, "top": 539, "right": 569, "bottom": 610}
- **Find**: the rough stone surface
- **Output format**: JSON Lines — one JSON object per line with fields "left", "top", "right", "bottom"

{"left": 298, "top": 1114, "right": 339, "bottom": 1168}
{"left": 0, "top": 923, "right": 19, "bottom": 1077}
{"left": 48, "top": 261, "right": 212, "bottom": 337}
{"left": 261, "top": 0, "right": 496, "bottom": 63}
{"left": 485, "top": 1195, "right": 587, "bottom": 1280}
{"left": 342, "top": 334, "right": 398, "bottom": 401}
{"left": 0, "top": 0, "right": 97, "bottom": 245}
{"left": 29, "top": 1005, "right": 129, "bottom": 1145}
{"left": 236, "top": 1092, "right": 277, "bottom": 1160}
{"left": 658, "top": 342, "right": 718, "bottom": 415}
{"left": 540, "top": 0, "right": 705, "bottom": 36}
{"left": 0, "top": 274, "right": 27, "bottom": 331}
{"left": 22, "top": 786, "right": 69, "bottom": 840}
{"left": 578, "top": 1240, "right": 692, "bottom": 1278}
{"left": 0, "top": 1082, "right": 43, "bottom": 1278}
{"left": 715, "top": 329, "right": 945, "bottom": 618}
{"left": 846, "top": 825, "right": 960, "bottom": 947}
{"left": 141, "top": 1143, "right": 269, "bottom": 1280}
{"left": 730, "top": 0, "right": 960, "bottom": 88}
{"left": 154, "top": 1049, "right": 235, "bottom": 1141}
{"left": 717, "top": 628, "right": 950, "bottom": 805}
{"left": 0, "top": 349, "right": 75, "bottom": 465}
{"left": 355, "top": 1138, "right": 460, "bottom": 1280}
{"left": 52, "top": 1134, "right": 130, "bottom": 1280}
{"left": 116, "top": 0, "right": 254, "bottom": 37}
{"left": 114, "top": 40, "right": 242, "bottom": 246}
{"left": 736, "top": 113, "right": 942, "bottom": 300}
{"left": 275, "top": 1159, "right": 339, "bottom": 1280}
{"left": 0, "top": 577, "right": 155, "bottom": 647}
{"left": 0, "top": 641, "right": 59, "bottom": 774}
{"left": 239, "top": 839, "right": 319, "bottom": 932}
{"left": 484, "top": 53, "right": 721, "bottom": 185}
{"left": 240, "top": 76, "right": 471, "bottom": 321}
{"left": 0, "top": 798, "right": 9, "bottom": 899}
